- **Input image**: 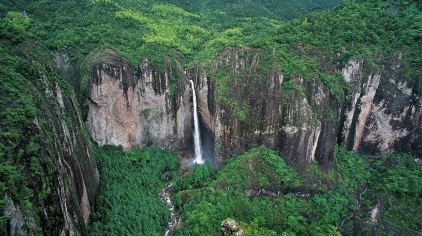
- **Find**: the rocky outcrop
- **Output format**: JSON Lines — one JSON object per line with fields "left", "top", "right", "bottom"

{"left": 339, "top": 57, "right": 421, "bottom": 157}
{"left": 36, "top": 77, "right": 99, "bottom": 235}
{"left": 1, "top": 47, "right": 99, "bottom": 235}
{"left": 185, "top": 67, "right": 215, "bottom": 133}
{"left": 187, "top": 48, "right": 338, "bottom": 168}
{"left": 187, "top": 48, "right": 420, "bottom": 166}
{"left": 3, "top": 196, "right": 37, "bottom": 235}
{"left": 87, "top": 50, "right": 193, "bottom": 149}
{"left": 220, "top": 219, "right": 244, "bottom": 236}
{"left": 86, "top": 48, "right": 421, "bottom": 169}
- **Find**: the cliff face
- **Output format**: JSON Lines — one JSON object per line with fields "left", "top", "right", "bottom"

{"left": 86, "top": 48, "right": 421, "bottom": 168}
{"left": 87, "top": 50, "right": 193, "bottom": 149}
{"left": 34, "top": 78, "right": 99, "bottom": 235}
{"left": 1, "top": 47, "right": 99, "bottom": 235}
{"left": 339, "top": 57, "right": 421, "bottom": 157}
{"left": 188, "top": 48, "right": 339, "bottom": 167}
{"left": 195, "top": 49, "right": 421, "bottom": 165}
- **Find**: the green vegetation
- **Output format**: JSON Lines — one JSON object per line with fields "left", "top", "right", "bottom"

{"left": 3, "top": 0, "right": 419, "bottom": 104}
{"left": 0, "top": 46, "right": 35, "bottom": 219}
{"left": 172, "top": 147, "right": 422, "bottom": 235}
{"left": 89, "top": 146, "right": 179, "bottom": 235}
{"left": 212, "top": 148, "right": 300, "bottom": 191}
{"left": 77, "top": 146, "right": 422, "bottom": 235}
{"left": 1, "top": 0, "right": 420, "bottom": 235}
{"left": 0, "top": 10, "right": 95, "bottom": 234}
{"left": 336, "top": 148, "right": 422, "bottom": 234}
{"left": 367, "top": 154, "right": 422, "bottom": 233}
{"left": 0, "top": 11, "right": 31, "bottom": 43}
{"left": 0, "top": 13, "right": 54, "bottom": 234}
{"left": 172, "top": 147, "right": 346, "bottom": 235}
{"left": 3, "top": 0, "right": 340, "bottom": 66}
{"left": 164, "top": 0, "right": 340, "bottom": 21}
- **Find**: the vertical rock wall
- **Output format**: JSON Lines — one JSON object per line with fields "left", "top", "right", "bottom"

{"left": 186, "top": 48, "right": 339, "bottom": 168}
{"left": 87, "top": 50, "right": 193, "bottom": 150}
{"left": 339, "top": 57, "right": 421, "bottom": 157}
{"left": 40, "top": 73, "right": 99, "bottom": 235}
{"left": 186, "top": 48, "right": 420, "bottom": 167}
{"left": 86, "top": 48, "right": 421, "bottom": 170}
{"left": 2, "top": 51, "right": 99, "bottom": 235}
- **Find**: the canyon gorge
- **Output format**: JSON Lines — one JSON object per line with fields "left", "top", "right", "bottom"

{"left": 1, "top": 0, "right": 420, "bottom": 235}
{"left": 86, "top": 48, "right": 421, "bottom": 167}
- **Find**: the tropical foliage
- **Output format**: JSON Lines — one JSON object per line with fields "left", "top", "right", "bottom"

{"left": 89, "top": 146, "right": 179, "bottom": 235}
{"left": 172, "top": 147, "right": 422, "bottom": 235}
{"left": 1, "top": 0, "right": 421, "bottom": 235}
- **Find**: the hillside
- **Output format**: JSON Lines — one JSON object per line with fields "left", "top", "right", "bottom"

{"left": 0, "top": 0, "right": 421, "bottom": 235}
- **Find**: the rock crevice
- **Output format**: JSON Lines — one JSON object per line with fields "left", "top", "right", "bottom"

{"left": 86, "top": 48, "right": 421, "bottom": 168}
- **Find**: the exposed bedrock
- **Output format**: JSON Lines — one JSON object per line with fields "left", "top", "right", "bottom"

{"left": 86, "top": 48, "right": 421, "bottom": 168}
{"left": 187, "top": 48, "right": 338, "bottom": 168}
{"left": 87, "top": 49, "right": 193, "bottom": 150}
{"left": 186, "top": 48, "right": 421, "bottom": 165}
{"left": 339, "top": 56, "right": 421, "bottom": 157}
{"left": 4, "top": 51, "right": 100, "bottom": 235}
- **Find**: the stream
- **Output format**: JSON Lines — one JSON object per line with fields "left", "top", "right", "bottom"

{"left": 339, "top": 187, "right": 368, "bottom": 228}
{"left": 160, "top": 183, "right": 180, "bottom": 236}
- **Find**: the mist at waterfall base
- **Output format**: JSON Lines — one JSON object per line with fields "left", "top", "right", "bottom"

{"left": 188, "top": 80, "right": 215, "bottom": 167}
{"left": 187, "top": 120, "right": 215, "bottom": 168}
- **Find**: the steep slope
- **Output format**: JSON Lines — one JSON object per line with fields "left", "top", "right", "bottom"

{"left": 0, "top": 13, "right": 99, "bottom": 234}
{"left": 172, "top": 147, "right": 422, "bottom": 235}
{"left": 85, "top": 49, "right": 193, "bottom": 149}
{"left": 162, "top": 0, "right": 341, "bottom": 21}
{"left": 186, "top": 0, "right": 421, "bottom": 166}
{"left": 188, "top": 47, "right": 339, "bottom": 167}
{"left": 79, "top": 0, "right": 420, "bottom": 168}
{"left": 188, "top": 48, "right": 420, "bottom": 167}
{"left": 339, "top": 57, "right": 421, "bottom": 155}
{"left": 0, "top": 0, "right": 420, "bottom": 235}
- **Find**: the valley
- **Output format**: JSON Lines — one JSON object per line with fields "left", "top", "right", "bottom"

{"left": 0, "top": 0, "right": 420, "bottom": 235}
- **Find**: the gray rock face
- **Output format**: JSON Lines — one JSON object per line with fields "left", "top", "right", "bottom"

{"left": 3, "top": 196, "right": 37, "bottom": 235}
{"left": 87, "top": 51, "right": 193, "bottom": 149}
{"left": 339, "top": 58, "right": 421, "bottom": 157}
{"left": 186, "top": 48, "right": 420, "bottom": 166}
{"left": 220, "top": 219, "right": 244, "bottom": 236}
{"left": 185, "top": 67, "right": 215, "bottom": 133}
{"left": 40, "top": 78, "right": 100, "bottom": 235}
{"left": 86, "top": 48, "right": 421, "bottom": 169}
{"left": 2, "top": 53, "right": 99, "bottom": 235}
{"left": 187, "top": 48, "right": 338, "bottom": 167}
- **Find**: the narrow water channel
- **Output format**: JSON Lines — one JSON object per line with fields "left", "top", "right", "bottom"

{"left": 159, "top": 183, "right": 180, "bottom": 236}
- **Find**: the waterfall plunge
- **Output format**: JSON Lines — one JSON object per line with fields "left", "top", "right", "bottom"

{"left": 189, "top": 80, "right": 204, "bottom": 164}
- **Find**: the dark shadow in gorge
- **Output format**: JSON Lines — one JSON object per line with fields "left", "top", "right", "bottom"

{"left": 199, "top": 116, "right": 216, "bottom": 168}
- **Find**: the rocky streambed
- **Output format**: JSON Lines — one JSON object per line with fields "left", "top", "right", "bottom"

{"left": 160, "top": 183, "right": 180, "bottom": 236}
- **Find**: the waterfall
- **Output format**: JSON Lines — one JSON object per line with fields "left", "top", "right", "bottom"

{"left": 189, "top": 80, "right": 204, "bottom": 164}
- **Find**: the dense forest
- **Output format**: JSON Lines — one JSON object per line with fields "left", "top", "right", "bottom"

{"left": 89, "top": 146, "right": 179, "bottom": 235}
{"left": 173, "top": 147, "right": 422, "bottom": 235}
{"left": 0, "top": 0, "right": 421, "bottom": 235}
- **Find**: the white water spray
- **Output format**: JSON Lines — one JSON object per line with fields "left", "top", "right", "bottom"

{"left": 189, "top": 80, "right": 204, "bottom": 164}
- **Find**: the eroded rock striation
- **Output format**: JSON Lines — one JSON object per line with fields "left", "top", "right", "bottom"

{"left": 86, "top": 48, "right": 421, "bottom": 168}
{"left": 189, "top": 49, "right": 421, "bottom": 166}
{"left": 87, "top": 49, "right": 193, "bottom": 150}
{"left": 339, "top": 56, "right": 421, "bottom": 156}
{"left": 2, "top": 49, "right": 99, "bottom": 235}
{"left": 188, "top": 47, "right": 338, "bottom": 167}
